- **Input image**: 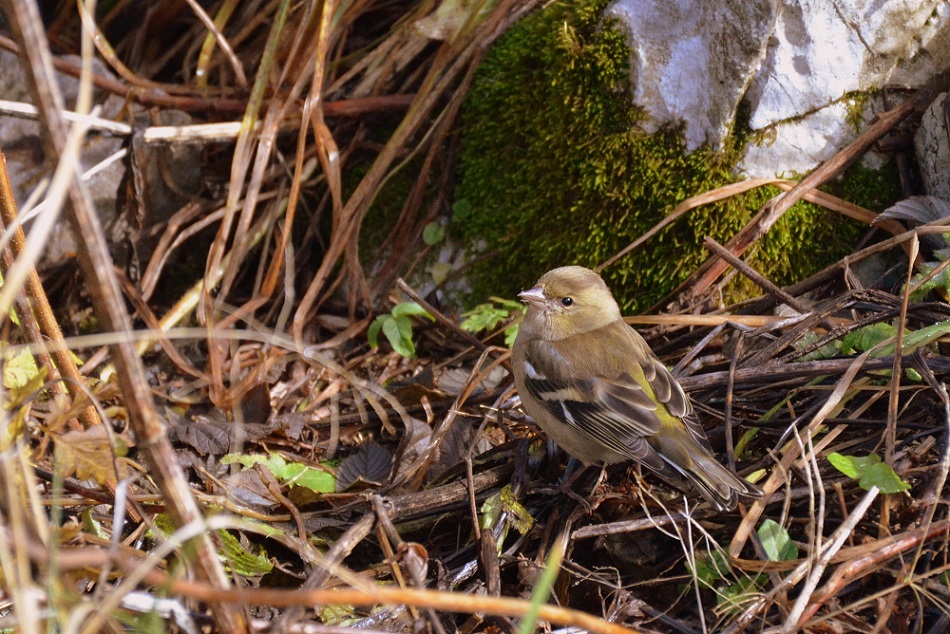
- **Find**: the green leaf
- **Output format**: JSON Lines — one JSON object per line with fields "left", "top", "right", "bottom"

{"left": 4, "top": 348, "right": 39, "bottom": 390}
{"left": 390, "top": 302, "right": 434, "bottom": 320}
{"left": 422, "top": 222, "right": 445, "bottom": 245}
{"left": 794, "top": 330, "right": 842, "bottom": 362}
{"left": 838, "top": 319, "right": 950, "bottom": 360}
{"left": 460, "top": 299, "right": 525, "bottom": 344}
{"left": 828, "top": 452, "right": 910, "bottom": 493}
{"left": 504, "top": 322, "right": 520, "bottom": 347}
{"left": 688, "top": 548, "right": 731, "bottom": 588}
{"left": 222, "top": 453, "right": 336, "bottom": 494}
{"left": 382, "top": 316, "right": 415, "bottom": 357}
{"left": 460, "top": 303, "right": 509, "bottom": 332}
{"left": 898, "top": 319, "right": 950, "bottom": 355}
{"left": 82, "top": 508, "right": 109, "bottom": 539}
{"left": 860, "top": 461, "right": 911, "bottom": 494}
{"left": 488, "top": 296, "right": 524, "bottom": 310}
{"left": 717, "top": 575, "right": 764, "bottom": 613}
{"left": 148, "top": 513, "right": 177, "bottom": 539}
{"left": 518, "top": 531, "right": 564, "bottom": 634}
{"left": 910, "top": 262, "right": 950, "bottom": 301}
{"left": 394, "top": 315, "right": 414, "bottom": 342}
{"left": 827, "top": 452, "right": 879, "bottom": 479}
{"left": 429, "top": 261, "right": 451, "bottom": 285}
{"left": 216, "top": 529, "right": 273, "bottom": 576}
{"left": 734, "top": 426, "right": 759, "bottom": 460}
{"left": 479, "top": 490, "right": 502, "bottom": 531}
{"left": 279, "top": 461, "right": 336, "bottom": 493}
{"left": 840, "top": 322, "right": 896, "bottom": 355}
{"left": 367, "top": 317, "right": 383, "bottom": 349}
{"left": 758, "top": 519, "right": 798, "bottom": 561}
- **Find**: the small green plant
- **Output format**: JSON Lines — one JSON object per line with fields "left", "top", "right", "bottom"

{"left": 910, "top": 261, "right": 950, "bottom": 301}
{"left": 460, "top": 297, "right": 525, "bottom": 346}
{"left": 222, "top": 452, "right": 337, "bottom": 494}
{"left": 367, "top": 301, "right": 434, "bottom": 358}
{"left": 828, "top": 452, "right": 911, "bottom": 494}
{"left": 689, "top": 521, "right": 798, "bottom": 614}
{"left": 758, "top": 518, "right": 799, "bottom": 561}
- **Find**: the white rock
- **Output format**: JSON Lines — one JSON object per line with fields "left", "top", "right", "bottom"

{"left": 746, "top": 0, "right": 942, "bottom": 130}
{"left": 606, "top": 0, "right": 777, "bottom": 150}
{"left": 738, "top": 97, "right": 889, "bottom": 178}
{"left": 606, "top": 0, "right": 950, "bottom": 177}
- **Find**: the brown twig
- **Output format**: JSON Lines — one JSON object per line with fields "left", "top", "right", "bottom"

{"left": 0, "top": 33, "right": 416, "bottom": 117}
{"left": 0, "top": 151, "right": 98, "bottom": 429}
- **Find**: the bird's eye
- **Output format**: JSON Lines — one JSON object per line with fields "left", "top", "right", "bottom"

{"left": 561, "top": 297, "right": 574, "bottom": 307}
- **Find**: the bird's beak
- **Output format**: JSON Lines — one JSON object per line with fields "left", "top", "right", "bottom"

{"left": 518, "top": 286, "right": 545, "bottom": 307}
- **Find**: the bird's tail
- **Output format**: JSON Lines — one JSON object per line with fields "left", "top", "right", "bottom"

{"left": 679, "top": 449, "right": 763, "bottom": 512}
{"left": 650, "top": 433, "right": 763, "bottom": 511}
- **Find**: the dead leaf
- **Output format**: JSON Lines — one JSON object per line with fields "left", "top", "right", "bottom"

{"left": 54, "top": 426, "right": 120, "bottom": 487}
{"left": 336, "top": 442, "right": 393, "bottom": 491}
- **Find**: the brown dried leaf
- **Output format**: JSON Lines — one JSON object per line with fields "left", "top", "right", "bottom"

{"left": 167, "top": 407, "right": 276, "bottom": 455}
{"left": 336, "top": 442, "right": 393, "bottom": 491}
{"left": 54, "top": 426, "right": 119, "bottom": 487}
{"left": 217, "top": 469, "right": 280, "bottom": 508}
{"left": 167, "top": 409, "right": 231, "bottom": 455}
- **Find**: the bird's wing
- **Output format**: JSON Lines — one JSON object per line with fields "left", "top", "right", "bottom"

{"left": 636, "top": 349, "right": 713, "bottom": 453}
{"left": 519, "top": 341, "right": 667, "bottom": 467}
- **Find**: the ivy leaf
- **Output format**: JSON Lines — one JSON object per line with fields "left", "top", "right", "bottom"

{"left": 860, "top": 461, "right": 911, "bottom": 494}
{"left": 827, "top": 451, "right": 878, "bottom": 479}
{"left": 828, "top": 452, "right": 910, "bottom": 494}
{"left": 758, "top": 519, "right": 798, "bottom": 561}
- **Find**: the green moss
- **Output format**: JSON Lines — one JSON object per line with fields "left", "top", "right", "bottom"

{"left": 453, "top": 0, "right": 895, "bottom": 312}
{"left": 842, "top": 92, "right": 873, "bottom": 132}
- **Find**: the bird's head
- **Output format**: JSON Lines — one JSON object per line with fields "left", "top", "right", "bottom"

{"left": 518, "top": 266, "right": 622, "bottom": 340}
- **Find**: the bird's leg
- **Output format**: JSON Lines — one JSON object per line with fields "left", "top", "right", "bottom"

{"left": 554, "top": 459, "right": 606, "bottom": 512}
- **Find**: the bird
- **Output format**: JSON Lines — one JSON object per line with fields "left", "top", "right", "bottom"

{"left": 511, "top": 265, "right": 763, "bottom": 511}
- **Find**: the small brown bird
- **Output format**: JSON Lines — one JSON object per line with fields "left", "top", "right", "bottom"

{"left": 512, "top": 266, "right": 762, "bottom": 511}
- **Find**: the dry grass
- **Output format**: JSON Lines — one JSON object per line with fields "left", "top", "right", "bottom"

{"left": 0, "top": 1, "right": 948, "bottom": 632}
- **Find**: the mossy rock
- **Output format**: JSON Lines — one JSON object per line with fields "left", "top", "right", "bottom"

{"left": 452, "top": 0, "right": 898, "bottom": 312}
